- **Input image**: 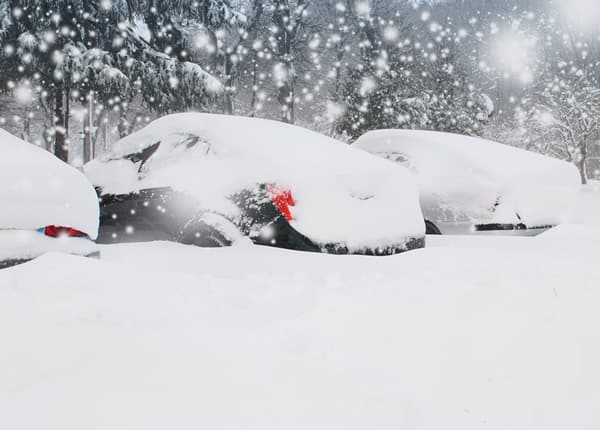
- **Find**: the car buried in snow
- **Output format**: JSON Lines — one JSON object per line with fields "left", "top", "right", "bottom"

{"left": 84, "top": 113, "right": 426, "bottom": 255}
{"left": 354, "top": 129, "right": 581, "bottom": 236}
{"left": 0, "top": 130, "right": 100, "bottom": 269}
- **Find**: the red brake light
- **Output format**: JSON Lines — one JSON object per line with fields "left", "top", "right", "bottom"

{"left": 267, "top": 185, "right": 296, "bottom": 221}
{"left": 44, "top": 226, "right": 88, "bottom": 238}
{"left": 489, "top": 197, "right": 501, "bottom": 213}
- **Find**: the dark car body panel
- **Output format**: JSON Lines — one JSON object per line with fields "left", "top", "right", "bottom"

{"left": 0, "top": 258, "right": 30, "bottom": 270}
{"left": 97, "top": 187, "right": 201, "bottom": 244}
{"left": 0, "top": 250, "right": 100, "bottom": 270}
{"left": 97, "top": 185, "right": 424, "bottom": 255}
{"left": 96, "top": 185, "right": 322, "bottom": 252}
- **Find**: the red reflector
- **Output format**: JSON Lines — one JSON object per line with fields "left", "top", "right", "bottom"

{"left": 44, "top": 226, "right": 88, "bottom": 238}
{"left": 267, "top": 185, "right": 296, "bottom": 221}
{"left": 489, "top": 198, "right": 501, "bottom": 213}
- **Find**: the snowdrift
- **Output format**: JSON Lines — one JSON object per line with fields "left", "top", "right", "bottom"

{"left": 354, "top": 130, "right": 581, "bottom": 229}
{"left": 0, "top": 129, "right": 99, "bottom": 239}
{"left": 86, "top": 114, "right": 425, "bottom": 250}
{"left": 2, "top": 227, "right": 600, "bottom": 428}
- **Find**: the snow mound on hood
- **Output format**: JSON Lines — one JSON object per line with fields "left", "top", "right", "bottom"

{"left": 355, "top": 129, "right": 581, "bottom": 227}
{"left": 87, "top": 114, "right": 424, "bottom": 249}
{"left": 0, "top": 129, "right": 99, "bottom": 239}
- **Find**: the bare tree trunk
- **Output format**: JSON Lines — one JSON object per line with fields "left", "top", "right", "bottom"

{"left": 43, "top": 121, "right": 53, "bottom": 151}
{"left": 578, "top": 140, "right": 589, "bottom": 184}
{"left": 92, "top": 109, "right": 107, "bottom": 155}
{"left": 577, "top": 159, "right": 588, "bottom": 184}
{"left": 277, "top": 86, "right": 294, "bottom": 123}
{"left": 118, "top": 110, "right": 131, "bottom": 138}
{"left": 249, "top": 60, "right": 258, "bottom": 117}
{"left": 277, "top": 62, "right": 295, "bottom": 123}
{"left": 103, "top": 114, "right": 110, "bottom": 152}
{"left": 126, "top": 0, "right": 135, "bottom": 21}
{"left": 223, "top": 55, "right": 234, "bottom": 114}
{"left": 22, "top": 114, "right": 31, "bottom": 142}
{"left": 64, "top": 90, "right": 70, "bottom": 144}
{"left": 272, "top": 0, "right": 304, "bottom": 124}
{"left": 223, "top": 0, "right": 263, "bottom": 115}
{"left": 84, "top": 111, "right": 91, "bottom": 163}
{"left": 54, "top": 86, "right": 68, "bottom": 163}
{"left": 83, "top": 94, "right": 94, "bottom": 163}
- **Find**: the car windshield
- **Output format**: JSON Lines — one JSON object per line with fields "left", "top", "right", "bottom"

{"left": 122, "top": 133, "right": 212, "bottom": 171}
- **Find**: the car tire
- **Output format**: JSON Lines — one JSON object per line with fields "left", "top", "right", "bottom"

{"left": 177, "top": 214, "right": 235, "bottom": 248}
{"left": 425, "top": 220, "right": 442, "bottom": 235}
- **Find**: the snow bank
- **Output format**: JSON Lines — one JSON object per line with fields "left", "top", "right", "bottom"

{"left": 0, "top": 129, "right": 99, "bottom": 239}
{"left": 354, "top": 130, "right": 581, "bottom": 228}
{"left": 86, "top": 114, "right": 424, "bottom": 249}
{"left": 569, "top": 183, "right": 600, "bottom": 225}
{"left": 0, "top": 229, "right": 599, "bottom": 429}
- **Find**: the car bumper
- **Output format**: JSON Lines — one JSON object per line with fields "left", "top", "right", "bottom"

{"left": 433, "top": 221, "right": 554, "bottom": 237}
{"left": 474, "top": 223, "right": 554, "bottom": 236}
{"left": 0, "top": 230, "right": 99, "bottom": 270}
{"left": 253, "top": 217, "right": 425, "bottom": 256}
{"left": 320, "top": 236, "right": 426, "bottom": 256}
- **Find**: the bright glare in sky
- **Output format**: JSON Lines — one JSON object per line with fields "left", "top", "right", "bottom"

{"left": 558, "top": 0, "right": 600, "bottom": 31}
{"left": 489, "top": 30, "right": 537, "bottom": 84}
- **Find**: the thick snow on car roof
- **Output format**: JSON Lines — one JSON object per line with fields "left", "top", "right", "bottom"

{"left": 355, "top": 129, "right": 581, "bottom": 191}
{"left": 0, "top": 129, "right": 99, "bottom": 239}
{"left": 88, "top": 113, "right": 425, "bottom": 249}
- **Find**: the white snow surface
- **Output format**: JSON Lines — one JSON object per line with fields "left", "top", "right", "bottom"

{"left": 354, "top": 129, "right": 581, "bottom": 227}
{"left": 0, "top": 215, "right": 599, "bottom": 428}
{"left": 0, "top": 129, "right": 99, "bottom": 239}
{"left": 86, "top": 114, "right": 425, "bottom": 249}
{"left": 571, "top": 182, "right": 600, "bottom": 225}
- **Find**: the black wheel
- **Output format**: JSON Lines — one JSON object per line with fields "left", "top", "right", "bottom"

{"left": 177, "top": 214, "right": 235, "bottom": 248}
{"left": 425, "top": 220, "right": 442, "bottom": 235}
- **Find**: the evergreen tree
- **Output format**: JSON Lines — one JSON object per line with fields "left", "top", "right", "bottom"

{"left": 0, "top": 0, "right": 133, "bottom": 161}
{"left": 0, "top": 0, "right": 230, "bottom": 161}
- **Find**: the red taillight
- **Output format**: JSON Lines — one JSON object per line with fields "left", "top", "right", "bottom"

{"left": 489, "top": 197, "right": 501, "bottom": 213}
{"left": 44, "top": 226, "right": 88, "bottom": 238}
{"left": 267, "top": 185, "right": 296, "bottom": 221}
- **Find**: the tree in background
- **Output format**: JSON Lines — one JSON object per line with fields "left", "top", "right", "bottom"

{"left": 0, "top": 0, "right": 107, "bottom": 161}
{"left": 521, "top": 71, "right": 600, "bottom": 184}
{"left": 0, "top": 0, "right": 229, "bottom": 162}
{"left": 334, "top": 3, "right": 492, "bottom": 140}
{"left": 266, "top": 0, "right": 313, "bottom": 123}
{"left": 0, "top": 0, "right": 599, "bottom": 183}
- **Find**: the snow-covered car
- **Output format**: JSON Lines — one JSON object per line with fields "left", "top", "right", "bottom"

{"left": 0, "top": 130, "right": 100, "bottom": 269}
{"left": 85, "top": 113, "right": 425, "bottom": 255}
{"left": 354, "top": 130, "right": 581, "bottom": 235}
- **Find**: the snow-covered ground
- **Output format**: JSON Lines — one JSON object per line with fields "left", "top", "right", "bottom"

{"left": 0, "top": 187, "right": 599, "bottom": 429}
